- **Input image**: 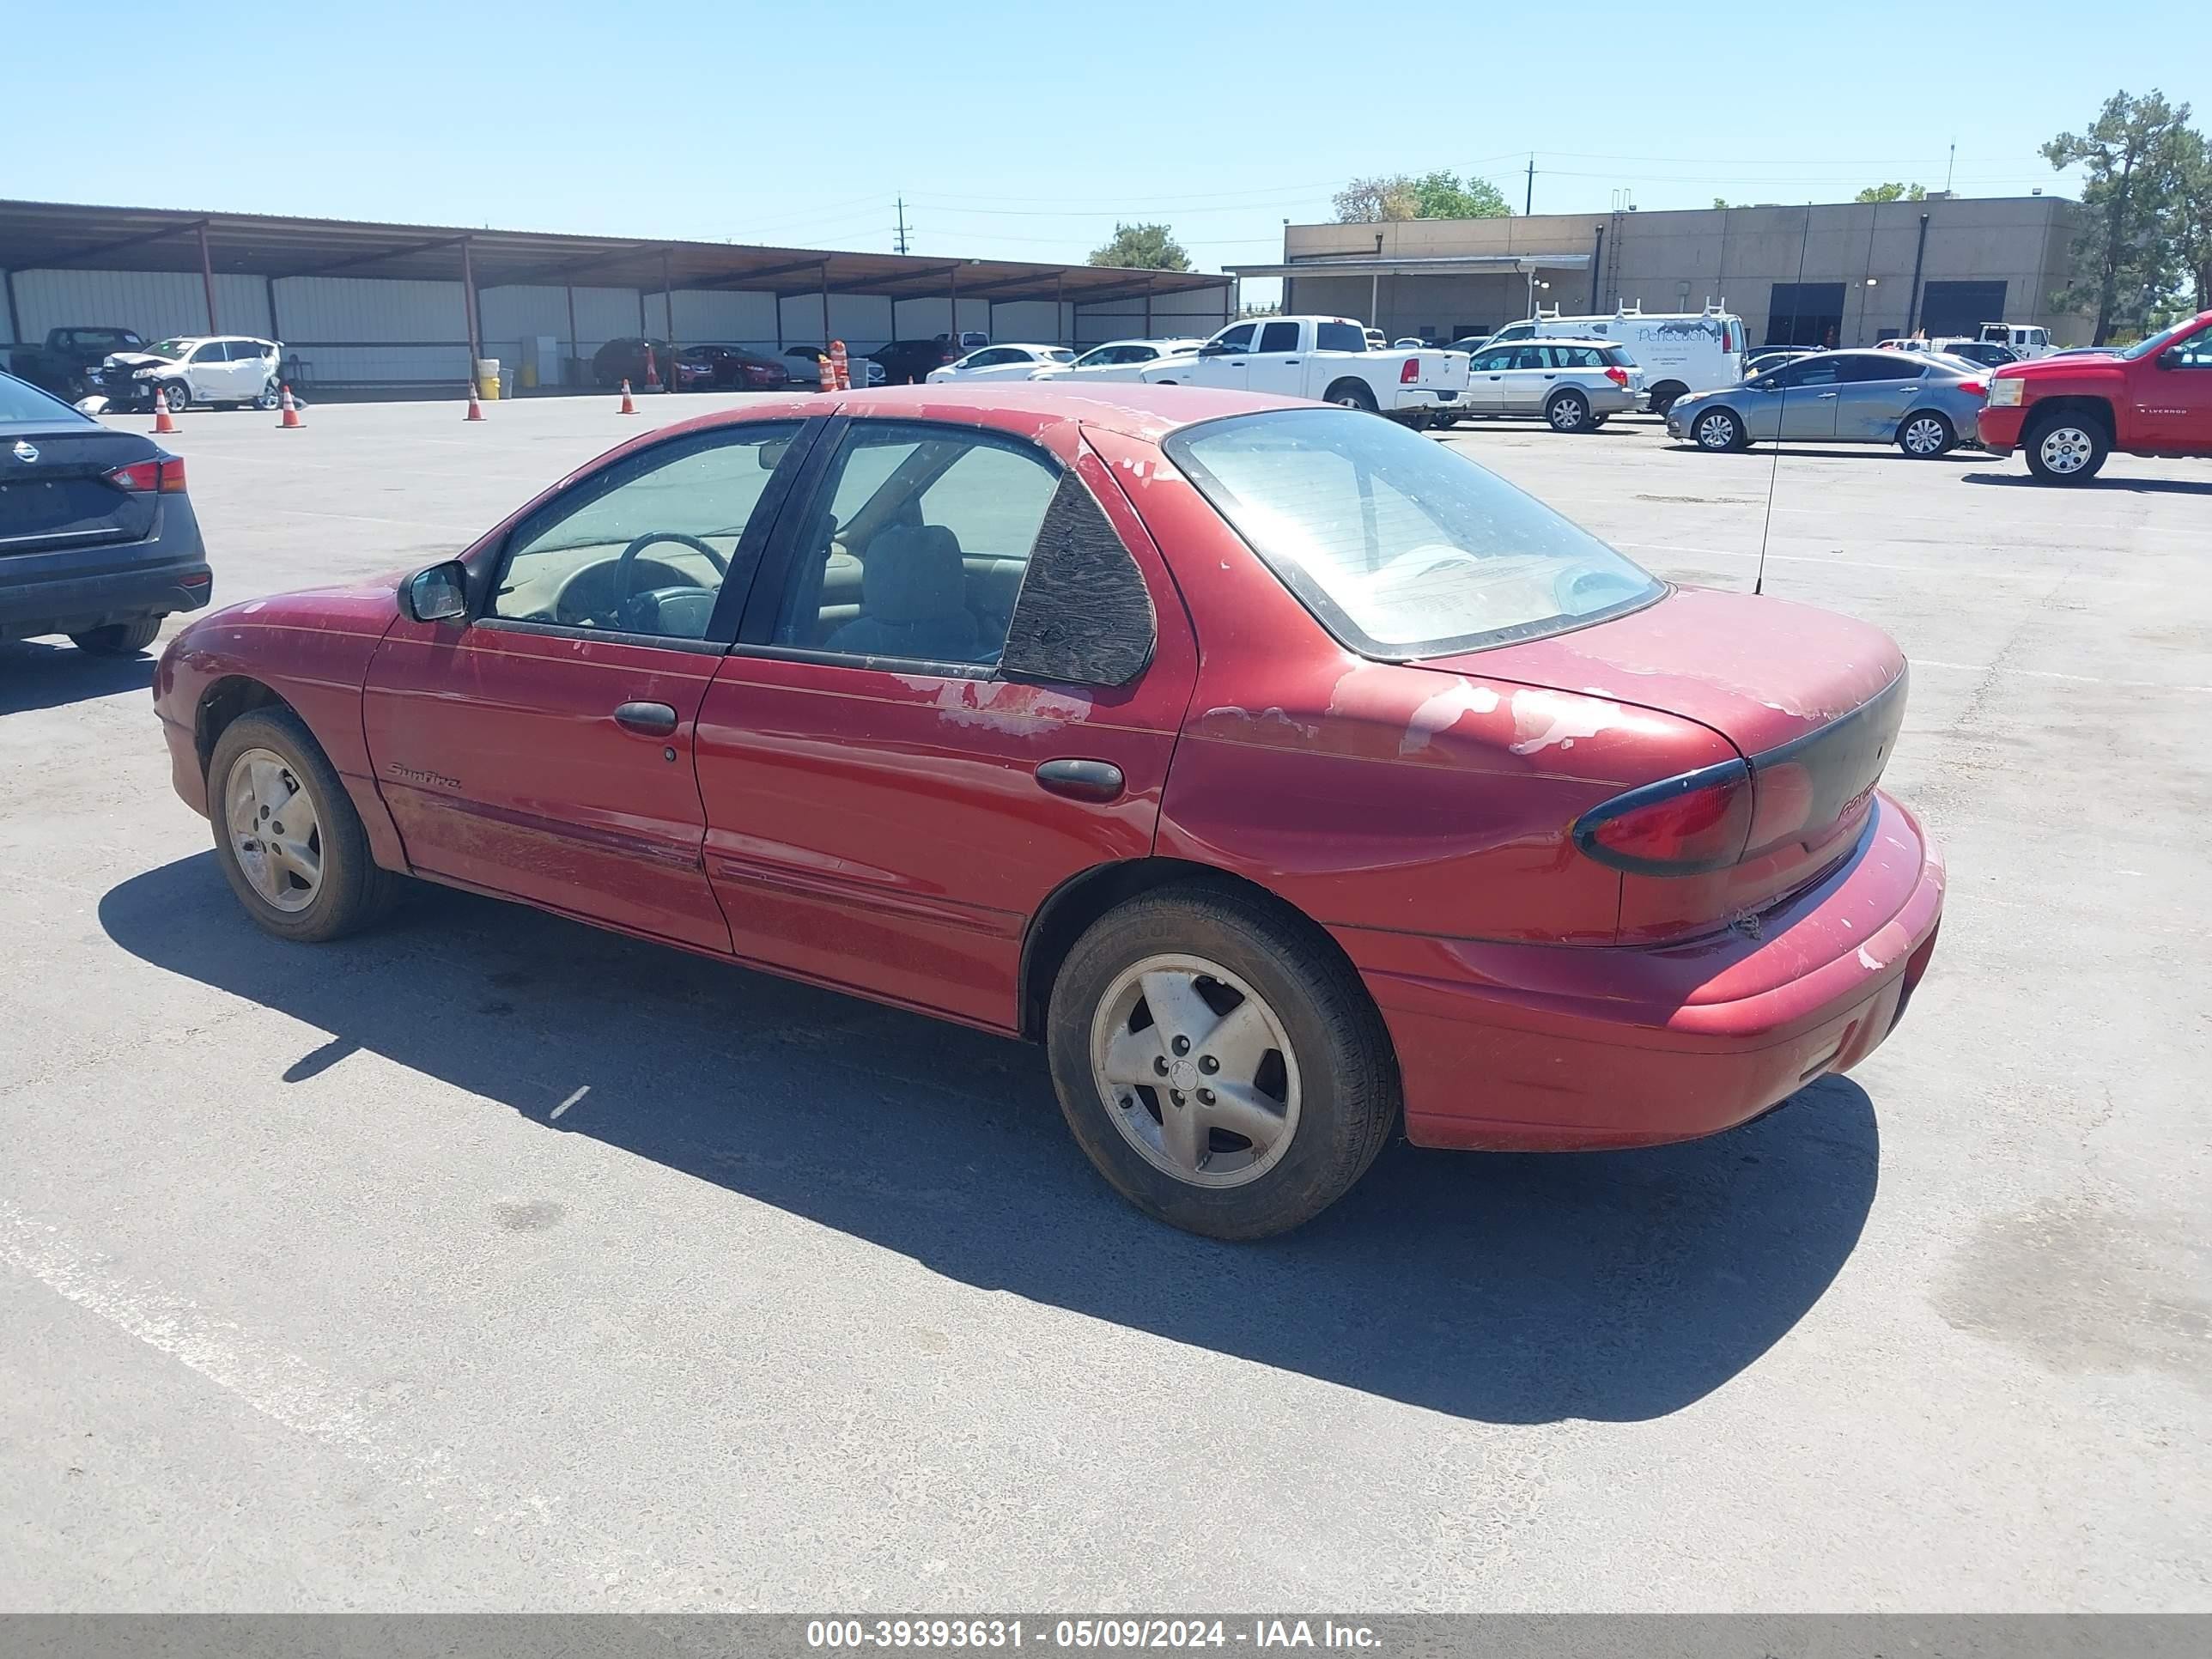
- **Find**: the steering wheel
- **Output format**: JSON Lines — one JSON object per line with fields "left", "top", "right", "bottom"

{"left": 613, "top": 532, "right": 726, "bottom": 606}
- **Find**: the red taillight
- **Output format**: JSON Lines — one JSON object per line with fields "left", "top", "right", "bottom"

{"left": 1572, "top": 759, "right": 1754, "bottom": 875}
{"left": 1399, "top": 356, "right": 1419, "bottom": 384}
{"left": 1957, "top": 379, "right": 1985, "bottom": 397}
{"left": 1604, "top": 366, "right": 1630, "bottom": 386}
{"left": 106, "top": 455, "right": 186, "bottom": 494}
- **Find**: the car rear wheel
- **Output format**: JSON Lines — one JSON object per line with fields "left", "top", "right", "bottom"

{"left": 1323, "top": 379, "right": 1378, "bottom": 413}
{"left": 1692, "top": 407, "right": 1747, "bottom": 451}
{"left": 1546, "top": 389, "right": 1592, "bottom": 432}
{"left": 2025, "top": 414, "right": 2108, "bottom": 483}
{"left": 1896, "top": 411, "right": 1954, "bottom": 457}
{"left": 209, "top": 708, "right": 400, "bottom": 944}
{"left": 253, "top": 381, "right": 283, "bottom": 410}
{"left": 1648, "top": 381, "right": 1688, "bottom": 416}
{"left": 69, "top": 617, "right": 161, "bottom": 656}
{"left": 1047, "top": 884, "right": 1399, "bottom": 1239}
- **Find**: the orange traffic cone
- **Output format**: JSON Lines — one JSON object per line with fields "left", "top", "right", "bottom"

{"left": 152, "top": 387, "right": 179, "bottom": 434}
{"left": 643, "top": 345, "right": 662, "bottom": 392}
{"left": 465, "top": 383, "right": 485, "bottom": 422}
{"left": 276, "top": 385, "right": 303, "bottom": 429}
{"left": 617, "top": 378, "right": 638, "bottom": 416}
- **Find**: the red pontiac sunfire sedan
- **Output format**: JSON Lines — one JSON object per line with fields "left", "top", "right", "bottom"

{"left": 155, "top": 384, "right": 1944, "bottom": 1237}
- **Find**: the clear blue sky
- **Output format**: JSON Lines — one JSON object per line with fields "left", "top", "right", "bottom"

{"left": 12, "top": 0, "right": 2203, "bottom": 290}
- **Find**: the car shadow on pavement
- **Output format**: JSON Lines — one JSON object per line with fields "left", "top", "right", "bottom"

{"left": 100, "top": 854, "right": 1880, "bottom": 1426}
{"left": 0, "top": 639, "right": 156, "bottom": 715}
{"left": 1958, "top": 470, "right": 2212, "bottom": 495}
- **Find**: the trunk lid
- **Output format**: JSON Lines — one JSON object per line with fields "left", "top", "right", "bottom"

{"left": 1417, "top": 586, "right": 1909, "bottom": 941}
{"left": 0, "top": 425, "right": 161, "bottom": 555}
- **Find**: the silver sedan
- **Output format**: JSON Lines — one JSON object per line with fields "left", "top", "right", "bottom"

{"left": 1666, "top": 349, "right": 1990, "bottom": 457}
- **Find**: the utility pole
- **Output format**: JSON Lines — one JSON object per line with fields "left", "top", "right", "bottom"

{"left": 894, "top": 197, "right": 909, "bottom": 255}
{"left": 1944, "top": 142, "right": 1955, "bottom": 195}
{"left": 1525, "top": 154, "right": 1535, "bottom": 216}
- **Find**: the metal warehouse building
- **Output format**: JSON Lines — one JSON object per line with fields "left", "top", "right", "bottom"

{"left": 0, "top": 199, "right": 1235, "bottom": 395}
{"left": 1236, "top": 194, "right": 2086, "bottom": 350}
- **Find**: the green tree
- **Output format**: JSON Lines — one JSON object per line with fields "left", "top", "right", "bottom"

{"left": 1087, "top": 222, "right": 1191, "bottom": 271}
{"left": 2174, "top": 125, "right": 2212, "bottom": 311}
{"left": 1409, "top": 170, "right": 1512, "bottom": 219}
{"left": 2043, "top": 89, "right": 2191, "bottom": 343}
{"left": 1854, "top": 182, "right": 1928, "bottom": 203}
{"left": 1334, "top": 170, "right": 1512, "bottom": 222}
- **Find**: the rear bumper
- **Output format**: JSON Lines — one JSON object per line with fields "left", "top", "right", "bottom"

{"left": 1339, "top": 793, "right": 1946, "bottom": 1152}
{"left": 1391, "top": 387, "right": 1461, "bottom": 412}
{"left": 0, "top": 503, "right": 211, "bottom": 641}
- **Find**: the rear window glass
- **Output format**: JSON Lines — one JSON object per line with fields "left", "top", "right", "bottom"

{"left": 1316, "top": 322, "right": 1366, "bottom": 352}
{"left": 0, "top": 374, "right": 88, "bottom": 424}
{"left": 1163, "top": 409, "right": 1663, "bottom": 658}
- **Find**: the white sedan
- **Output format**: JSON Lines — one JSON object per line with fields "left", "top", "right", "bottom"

{"left": 1030, "top": 338, "right": 1202, "bottom": 383}
{"left": 924, "top": 343, "right": 1073, "bottom": 383}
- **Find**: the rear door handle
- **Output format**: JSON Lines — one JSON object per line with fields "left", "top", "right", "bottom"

{"left": 1283, "top": 358, "right": 1300, "bottom": 364}
{"left": 613, "top": 701, "right": 678, "bottom": 737}
{"left": 1035, "top": 758, "right": 1125, "bottom": 803}
{"left": 1817, "top": 392, "right": 1839, "bottom": 398}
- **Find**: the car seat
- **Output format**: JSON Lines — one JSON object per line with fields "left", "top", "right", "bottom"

{"left": 824, "top": 525, "right": 981, "bottom": 662}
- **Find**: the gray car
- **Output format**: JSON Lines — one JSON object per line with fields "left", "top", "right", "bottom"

{"left": 1666, "top": 349, "right": 1990, "bottom": 458}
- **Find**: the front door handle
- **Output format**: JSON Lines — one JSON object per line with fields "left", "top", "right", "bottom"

{"left": 1035, "top": 758, "right": 1125, "bottom": 803}
{"left": 613, "top": 701, "right": 678, "bottom": 737}
{"left": 1817, "top": 391, "right": 1839, "bottom": 398}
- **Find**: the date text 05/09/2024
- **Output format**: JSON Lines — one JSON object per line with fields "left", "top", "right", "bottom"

{"left": 805, "top": 1620, "right": 1383, "bottom": 1650}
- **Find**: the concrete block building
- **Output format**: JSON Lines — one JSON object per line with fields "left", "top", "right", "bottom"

{"left": 1235, "top": 195, "right": 2086, "bottom": 349}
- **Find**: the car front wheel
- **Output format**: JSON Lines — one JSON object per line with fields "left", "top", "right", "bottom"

{"left": 2024, "top": 414, "right": 2108, "bottom": 483}
{"left": 209, "top": 708, "right": 400, "bottom": 944}
{"left": 1692, "top": 407, "right": 1747, "bottom": 451}
{"left": 161, "top": 382, "right": 190, "bottom": 413}
{"left": 1048, "top": 884, "right": 1399, "bottom": 1239}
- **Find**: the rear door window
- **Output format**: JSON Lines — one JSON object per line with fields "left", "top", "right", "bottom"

{"left": 1315, "top": 321, "right": 1366, "bottom": 353}
{"left": 1841, "top": 354, "right": 1917, "bottom": 382}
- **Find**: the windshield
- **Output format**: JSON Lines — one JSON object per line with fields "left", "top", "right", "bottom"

{"left": 1164, "top": 409, "right": 1664, "bottom": 658}
{"left": 2118, "top": 319, "right": 2205, "bottom": 361}
{"left": 144, "top": 339, "right": 191, "bottom": 361}
{"left": 1044, "top": 349, "right": 1074, "bottom": 362}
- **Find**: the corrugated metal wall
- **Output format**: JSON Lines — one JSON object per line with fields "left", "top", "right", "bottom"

{"left": 12, "top": 269, "right": 271, "bottom": 343}
{"left": 5, "top": 262, "right": 1231, "bottom": 386}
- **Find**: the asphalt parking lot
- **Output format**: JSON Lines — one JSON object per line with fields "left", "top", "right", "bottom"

{"left": 3, "top": 392, "right": 2206, "bottom": 1611}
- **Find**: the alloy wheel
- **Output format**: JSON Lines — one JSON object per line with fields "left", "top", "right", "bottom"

{"left": 1697, "top": 411, "right": 1736, "bottom": 449}
{"left": 224, "top": 748, "right": 325, "bottom": 913}
{"left": 1090, "top": 953, "right": 1301, "bottom": 1188}
{"left": 1903, "top": 416, "right": 1948, "bottom": 455}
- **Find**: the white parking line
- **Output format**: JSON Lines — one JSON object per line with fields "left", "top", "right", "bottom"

{"left": 1912, "top": 659, "right": 2212, "bottom": 693}
{"left": 0, "top": 1197, "right": 704, "bottom": 1598}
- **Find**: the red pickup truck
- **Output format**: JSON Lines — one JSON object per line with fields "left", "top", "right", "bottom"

{"left": 1976, "top": 307, "right": 2212, "bottom": 482}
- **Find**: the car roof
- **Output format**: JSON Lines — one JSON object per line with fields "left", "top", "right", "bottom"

{"left": 654, "top": 381, "right": 1313, "bottom": 444}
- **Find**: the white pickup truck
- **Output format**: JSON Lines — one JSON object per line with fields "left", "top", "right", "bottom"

{"left": 1136, "top": 315, "right": 1469, "bottom": 423}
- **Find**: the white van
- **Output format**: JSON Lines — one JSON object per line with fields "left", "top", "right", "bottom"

{"left": 1483, "top": 304, "right": 1749, "bottom": 415}
{"left": 1978, "top": 322, "right": 2053, "bottom": 360}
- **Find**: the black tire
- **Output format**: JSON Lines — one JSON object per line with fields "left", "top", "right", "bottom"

{"left": 1322, "top": 378, "right": 1378, "bottom": 412}
{"left": 207, "top": 707, "right": 400, "bottom": 945}
{"left": 1589, "top": 414, "right": 1609, "bottom": 428}
{"left": 69, "top": 617, "right": 161, "bottom": 655}
{"left": 1648, "top": 381, "right": 1688, "bottom": 417}
{"left": 1545, "top": 388, "right": 1592, "bottom": 432}
{"left": 1692, "top": 406, "right": 1749, "bottom": 451}
{"left": 161, "top": 382, "right": 189, "bottom": 413}
{"left": 1896, "top": 410, "right": 1954, "bottom": 458}
{"left": 2023, "top": 411, "right": 2109, "bottom": 483}
{"left": 1046, "top": 883, "right": 1400, "bottom": 1239}
{"left": 252, "top": 381, "right": 282, "bottom": 411}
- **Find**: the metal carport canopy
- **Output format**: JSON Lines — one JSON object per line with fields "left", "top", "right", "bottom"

{"left": 0, "top": 198, "right": 1231, "bottom": 304}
